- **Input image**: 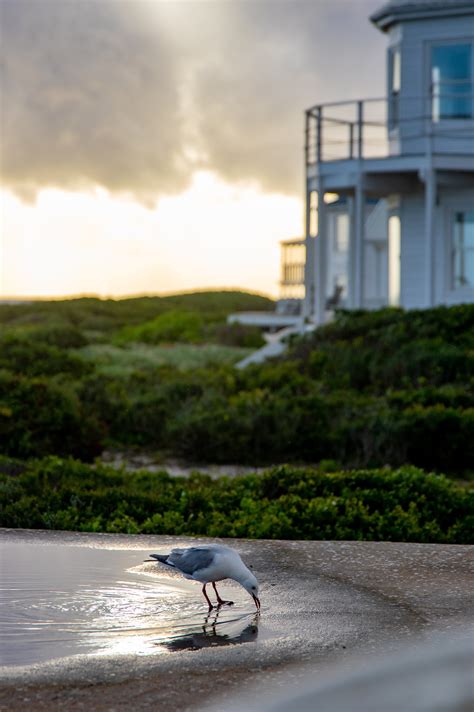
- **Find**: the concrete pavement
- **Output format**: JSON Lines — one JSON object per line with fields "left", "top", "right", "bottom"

{"left": 0, "top": 530, "right": 472, "bottom": 710}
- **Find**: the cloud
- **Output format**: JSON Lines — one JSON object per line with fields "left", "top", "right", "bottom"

{"left": 0, "top": 0, "right": 386, "bottom": 203}
{"left": 1, "top": 0, "right": 190, "bottom": 204}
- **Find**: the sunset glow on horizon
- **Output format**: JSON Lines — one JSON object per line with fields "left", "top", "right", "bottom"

{"left": 1, "top": 171, "right": 302, "bottom": 299}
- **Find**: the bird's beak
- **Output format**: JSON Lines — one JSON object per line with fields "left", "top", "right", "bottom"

{"left": 252, "top": 593, "right": 261, "bottom": 610}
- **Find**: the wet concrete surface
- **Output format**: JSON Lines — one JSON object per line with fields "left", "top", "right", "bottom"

{"left": 0, "top": 529, "right": 472, "bottom": 711}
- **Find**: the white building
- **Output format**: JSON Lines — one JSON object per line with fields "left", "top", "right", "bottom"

{"left": 305, "top": 0, "right": 474, "bottom": 324}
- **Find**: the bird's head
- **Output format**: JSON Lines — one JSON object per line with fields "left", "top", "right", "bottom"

{"left": 241, "top": 573, "right": 260, "bottom": 610}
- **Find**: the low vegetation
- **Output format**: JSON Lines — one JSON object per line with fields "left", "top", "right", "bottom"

{"left": 1, "top": 299, "right": 473, "bottom": 476}
{"left": 78, "top": 343, "right": 253, "bottom": 377}
{"left": 0, "top": 294, "right": 473, "bottom": 542}
{"left": 0, "top": 457, "right": 471, "bottom": 543}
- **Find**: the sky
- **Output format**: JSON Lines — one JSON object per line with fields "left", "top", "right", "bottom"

{"left": 0, "top": 0, "right": 386, "bottom": 299}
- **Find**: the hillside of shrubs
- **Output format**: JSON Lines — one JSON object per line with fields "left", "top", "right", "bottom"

{"left": 0, "top": 294, "right": 473, "bottom": 542}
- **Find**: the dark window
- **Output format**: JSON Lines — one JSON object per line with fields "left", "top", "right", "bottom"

{"left": 432, "top": 44, "right": 472, "bottom": 120}
{"left": 389, "top": 48, "right": 401, "bottom": 128}
{"left": 453, "top": 211, "right": 474, "bottom": 288}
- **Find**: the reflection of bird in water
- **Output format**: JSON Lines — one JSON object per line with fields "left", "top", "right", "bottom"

{"left": 161, "top": 609, "right": 260, "bottom": 652}
{"left": 146, "top": 544, "right": 260, "bottom": 611}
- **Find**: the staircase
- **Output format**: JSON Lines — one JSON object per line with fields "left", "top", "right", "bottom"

{"left": 236, "top": 322, "right": 313, "bottom": 369}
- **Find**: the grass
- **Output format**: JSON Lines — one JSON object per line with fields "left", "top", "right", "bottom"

{"left": 77, "top": 342, "right": 252, "bottom": 376}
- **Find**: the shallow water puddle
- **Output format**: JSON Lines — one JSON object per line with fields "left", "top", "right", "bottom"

{"left": 0, "top": 541, "right": 258, "bottom": 666}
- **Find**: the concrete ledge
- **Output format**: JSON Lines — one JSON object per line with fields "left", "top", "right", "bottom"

{"left": 0, "top": 530, "right": 472, "bottom": 711}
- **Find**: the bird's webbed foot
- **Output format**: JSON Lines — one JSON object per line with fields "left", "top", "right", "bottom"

{"left": 212, "top": 582, "right": 234, "bottom": 607}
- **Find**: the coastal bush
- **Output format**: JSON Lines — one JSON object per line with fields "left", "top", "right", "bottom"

{"left": 210, "top": 323, "right": 265, "bottom": 349}
{"left": 0, "top": 372, "right": 104, "bottom": 460}
{"left": 78, "top": 343, "right": 249, "bottom": 376}
{"left": 0, "top": 457, "right": 471, "bottom": 543}
{"left": 28, "top": 324, "right": 89, "bottom": 349}
{"left": 116, "top": 312, "right": 266, "bottom": 349}
{"left": 295, "top": 304, "right": 474, "bottom": 391}
{"left": 117, "top": 311, "right": 205, "bottom": 344}
{"left": 0, "top": 291, "right": 273, "bottom": 335}
{"left": 0, "top": 332, "right": 91, "bottom": 378}
{"left": 0, "top": 300, "right": 473, "bottom": 476}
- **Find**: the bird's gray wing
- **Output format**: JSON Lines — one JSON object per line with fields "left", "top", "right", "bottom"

{"left": 168, "top": 547, "right": 215, "bottom": 575}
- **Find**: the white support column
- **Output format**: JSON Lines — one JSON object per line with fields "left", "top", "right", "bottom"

{"left": 347, "top": 196, "right": 355, "bottom": 308}
{"left": 302, "top": 184, "right": 316, "bottom": 321}
{"left": 353, "top": 175, "right": 365, "bottom": 309}
{"left": 303, "top": 185, "right": 314, "bottom": 320}
{"left": 315, "top": 181, "right": 327, "bottom": 325}
{"left": 424, "top": 168, "right": 436, "bottom": 307}
{"left": 304, "top": 236, "right": 315, "bottom": 319}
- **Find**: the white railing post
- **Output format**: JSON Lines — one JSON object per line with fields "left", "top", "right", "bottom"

{"left": 316, "top": 106, "right": 322, "bottom": 164}
{"left": 304, "top": 111, "right": 310, "bottom": 166}
{"left": 357, "top": 100, "right": 364, "bottom": 159}
{"left": 349, "top": 122, "right": 354, "bottom": 160}
{"left": 354, "top": 176, "right": 365, "bottom": 308}
{"left": 315, "top": 181, "right": 327, "bottom": 325}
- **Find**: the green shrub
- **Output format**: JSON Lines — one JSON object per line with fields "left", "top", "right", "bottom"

{"left": 294, "top": 304, "right": 474, "bottom": 391}
{"left": 30, "top": 324, "right": 89, "bottom": 349}
{"left": 0, "top": 372, "right": 104, "bottom": 460}
{"left": 117, "top": 311, "right": 205, "bottom": 344}
{"left": 0, "top": 457, "right": 471, "bottom": 543}
{"left": 211, "top": 323, "right": 265, "bottom": 348}
{"left": 0, "top": 333, "right": 91, "bottom": 378}
{"left": 77, "top": 343, "right": 250, "bottom": 375}
{"left": 1, "top": 301, "right": 473, "bottom": 476}
{"left": 0, "top": 292, "right": 274, "bottom": 334}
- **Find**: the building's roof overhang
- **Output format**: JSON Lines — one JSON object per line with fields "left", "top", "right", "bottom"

{"left": 370, "top": 0, "right": 474, "bottom": 32}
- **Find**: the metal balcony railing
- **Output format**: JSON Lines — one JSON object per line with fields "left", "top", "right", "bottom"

{"left": 305, "top": 89, "right": 474, "bottom": 166}
{"left": 280, "top": 263, "right": 305, "bottom": 286}
{"left": 280, "top": 239, "right": 305, "bottom": 287}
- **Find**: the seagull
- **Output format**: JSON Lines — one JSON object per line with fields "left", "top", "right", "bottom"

{"left": 146, "top": 544, "right": 261, "bottom": 611}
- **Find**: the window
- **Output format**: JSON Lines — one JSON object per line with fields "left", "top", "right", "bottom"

{"left": 452, "top": 211, "right": 474, "bottom": 289}
{"left": 388, "top": 214, "right": 401, "bottom": 306}
{"left": 431, "top": 44, "right": 472, "bottom": 120}
{"left": 389, "top": 47, "right": 401, "bottom": 128}
{"left": 335, "top": 213, "right": 349, "bottom": 252}
{"left": 309, "top": 191, "right": 318, "bottom": 237}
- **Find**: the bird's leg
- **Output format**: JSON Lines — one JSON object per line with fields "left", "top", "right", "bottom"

{"left": 202, "top": 583, "right": 214, "bottom": 611}
{"left": 212, "top": 581, "right": 234, "bottom": 606}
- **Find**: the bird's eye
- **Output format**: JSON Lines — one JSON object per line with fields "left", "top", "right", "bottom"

{"left": 251, "top": 586, "right": 256, "bottom": 590}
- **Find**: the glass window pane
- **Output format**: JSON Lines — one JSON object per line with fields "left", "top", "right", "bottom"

{"left": 453, "top": 211, "right": 474, "bottom": 288}
{"left": 391, "top": 48, "right": 401, "bottom": 93}
{"left": 432, "top": 44, "right": 472, "bottom": 120}
{"left": 388, "top": 215, "right": 401, "bottom": 306}
{"left": 389, "top": 48, "right": 401, "bottom": 127}
{"left": 335, "top": 214, "right": 349, "bottom": 252}
{"left": 309, "top": 191, "right": 318, "bottom": 237}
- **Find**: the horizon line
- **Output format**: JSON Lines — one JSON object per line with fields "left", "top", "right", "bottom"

{"left": 0, "top": 286, "right": 276, "bottom": 303}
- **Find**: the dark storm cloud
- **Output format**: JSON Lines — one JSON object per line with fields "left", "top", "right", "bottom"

{"left": 187, "top": 0, "right": 386, "bottom": 195}
{"left": 0, "top": 0, "right": 385, "bottom": 203}
{"left": 0, "top": 0, "right": 188, "bottom": 203}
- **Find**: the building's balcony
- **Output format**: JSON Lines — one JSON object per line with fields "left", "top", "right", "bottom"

{"left": 305, "top": 91, "right": 474, "bottom": 175}
{"left": 280, "top": 238, "right": 305, "bottom": 300}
